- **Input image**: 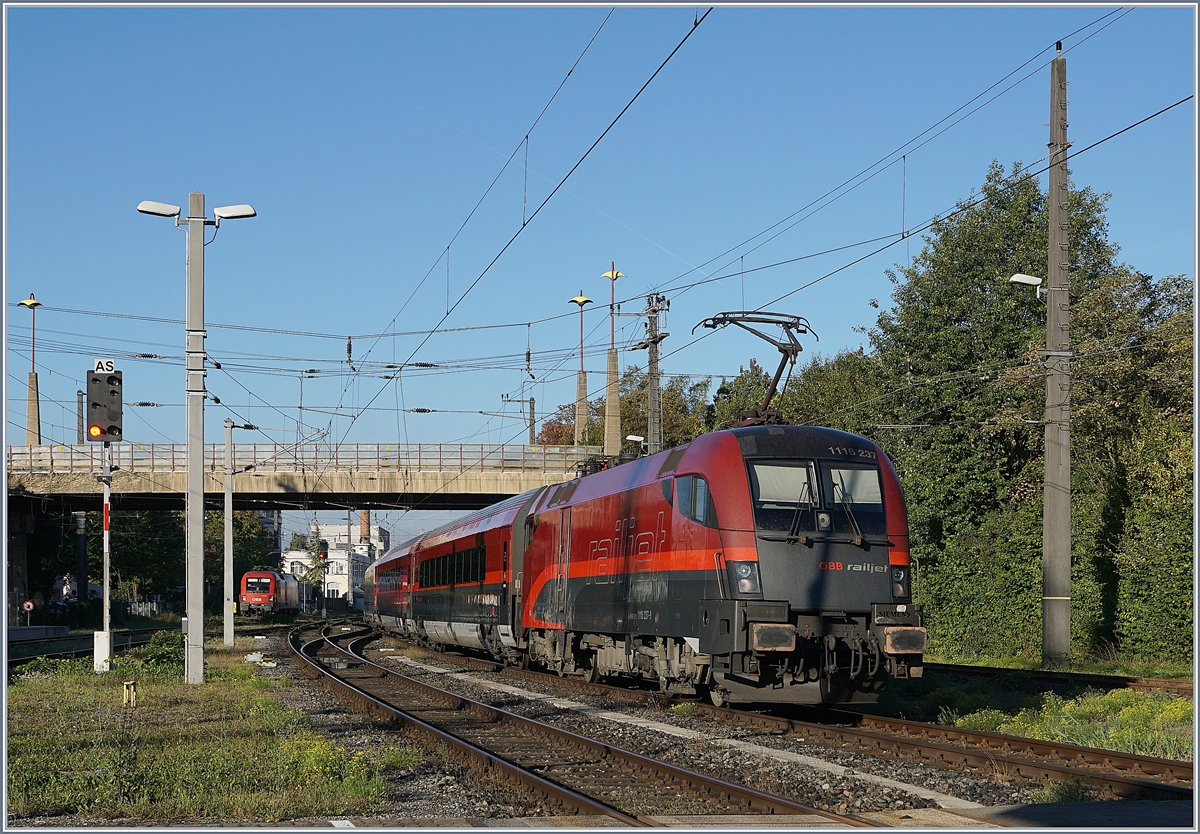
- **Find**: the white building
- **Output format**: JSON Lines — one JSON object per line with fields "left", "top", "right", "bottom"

{"left": 279, "top": 521, "right": 389, "bottom": 609}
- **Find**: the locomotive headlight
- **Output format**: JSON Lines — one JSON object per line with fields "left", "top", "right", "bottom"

{"left": 727, "top": 561, "right": 762, "bottom": 597}
{"left": 892, "top": 566, "right": 910, "bottom": 599}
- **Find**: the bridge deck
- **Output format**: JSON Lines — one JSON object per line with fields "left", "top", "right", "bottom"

{"left": 7, "top": 443, "right": 601, "bottom": 511}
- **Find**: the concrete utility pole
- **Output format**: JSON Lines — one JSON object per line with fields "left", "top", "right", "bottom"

{"left": 224, "top": 419, "right": 254, "bottom": 648}
{"left": 1043, "top": 42, "right": 1072, "bottom": 669}
{"left": 184, "top": 192, "right": 207, "bottom": 683}
{"left": 632, "top": 294, "right": 670, "bottom": 455}
{"left": 76, "top": 390, "right": 85, "bottom": 444}
{"left": 138, "top": 192, "right": 254, "bottom": 682}
{"left": 601, "top": 264, "right": 624, "bottom": 457}
{"left": 73, "top": 511, "right": 87, "bottom": 610}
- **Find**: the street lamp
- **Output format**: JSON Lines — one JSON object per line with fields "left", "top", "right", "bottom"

{"left": 139, "top": 193, "right": 256, "bottom": 684}
{"left": 18, "top": 294, "right": 43, "bottom": 445}
{"left": 18, "top": 294, "right": 42, "bottom": 372}
{"left": 569, "top": 291, "right": 592, "bottom": 446}
{"left": 225, "top": 419, "right": 256, "bottom": 648}
{"left": 1009, "top": 273, "right": 1045, "bottom": 300}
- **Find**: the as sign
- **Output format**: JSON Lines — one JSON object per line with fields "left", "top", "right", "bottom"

{"left": 93, "top": 358, "right": 115, "bottom": 373}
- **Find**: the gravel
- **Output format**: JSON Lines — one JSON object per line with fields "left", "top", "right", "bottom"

{"left": 349, "top": 637, "right": 1047, "bottom": 816}
{"left": 256, "top": 633, "right": 549, "bottom": 822}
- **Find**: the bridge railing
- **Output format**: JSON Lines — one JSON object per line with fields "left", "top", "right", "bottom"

{"left": 7, "top": 443, "right": 604, "bottom": 476}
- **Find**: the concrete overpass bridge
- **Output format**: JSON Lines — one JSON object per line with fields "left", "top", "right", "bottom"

{"left": 7, "top": 442, "right": 600, "bottom": 513}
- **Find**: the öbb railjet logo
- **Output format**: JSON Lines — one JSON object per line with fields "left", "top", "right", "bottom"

{"left": 818, "top": 562, "right": 887, "bottom": 572}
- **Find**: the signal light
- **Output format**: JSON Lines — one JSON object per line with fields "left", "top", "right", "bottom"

{"left": 85, "top": 369, "right": 123, "bottom": 442}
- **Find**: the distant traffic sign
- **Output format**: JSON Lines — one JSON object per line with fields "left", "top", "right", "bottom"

{"left": 21, "top": 600, "right": 34, "bottom": 613}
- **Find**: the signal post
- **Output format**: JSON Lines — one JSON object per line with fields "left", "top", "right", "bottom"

{"left": 86, "top": 359, "right": 123, "bottom": 672}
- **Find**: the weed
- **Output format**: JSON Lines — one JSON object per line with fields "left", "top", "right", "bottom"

{"left": 669, "top": 702, "right": 697, "bottom": 718}
{"left": 1030, "top": 779, "right": 1097, "bottom": 803}
{"left": 935, "top": 705, "right": 960, "bottom": 726}
{"left": 377, "top": 745, "right": 424, "bottom": 772}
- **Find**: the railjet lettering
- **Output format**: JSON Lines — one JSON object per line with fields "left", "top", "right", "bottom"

{"left": 588, "top": 512, "right": 667, "bottom": 584}
{"left": 818, "top": 562, "right": 887, "bottom": 572}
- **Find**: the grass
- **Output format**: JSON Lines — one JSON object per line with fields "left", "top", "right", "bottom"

{"left": 950, "top": 688, "right": 1194, "bottom": 762}
{"left": 922, "top": 649, "right": 1193, "bottom": 681}
{"left": 1029, "top": 779, "right": 1099, "bottom": 804}
{"left": 6, "top": 634, "right": 392, "bottom": 822}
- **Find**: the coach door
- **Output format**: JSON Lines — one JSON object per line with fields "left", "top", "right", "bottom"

{"left": 554, "top": 509, "right": 572, "bottom": 625}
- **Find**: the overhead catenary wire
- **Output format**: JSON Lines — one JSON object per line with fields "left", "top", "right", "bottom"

{"left": 325, "top": 10, "right": 713, "bottom": 458}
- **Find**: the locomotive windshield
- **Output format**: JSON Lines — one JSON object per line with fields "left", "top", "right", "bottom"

{"left": 245, "top": 577, "right": 271, "bottom": 593}
{"left": 748, "top": 460, "right": 887, "bottom": 537}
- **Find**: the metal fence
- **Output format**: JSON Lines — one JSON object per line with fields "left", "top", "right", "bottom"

{"left": 124, "top": 599, "right": 172, "bottom": 617}
{"left": 7, "top": 443, "right": 603, "bottom": 476}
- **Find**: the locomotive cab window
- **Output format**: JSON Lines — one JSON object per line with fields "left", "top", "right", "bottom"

{"left": 823, "top": 465, "right": 887, "bottom": 537}
{"left": 677, "top": 474, "right": 718, "bottom": 528}
{"left": 747, "top": 461, "right": 819, "bottom": 532}
{"left": 245, "top": 577, "right": 271, "bottom": 593}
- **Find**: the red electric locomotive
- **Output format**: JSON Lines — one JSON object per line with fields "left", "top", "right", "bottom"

{"left": 364, "top": 424, "right": 925, "bottom": 706}
{"left": 239, "top": 568, "right": 304, "bottom": 615}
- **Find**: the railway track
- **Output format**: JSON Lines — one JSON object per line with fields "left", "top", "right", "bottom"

{"left": 922, "top": 661, "right": 1193, "bottom": 699}
{"left": 7, "top": 621, "right": 304, "bottom": 667}
{"left": 288, "top": 624, "right": 880, "bottom": 827}
{"left": 371, "top": 637, "right": 1192, "bottom": 803}
{"left": 6, "top": 627, "right": 171, "bottom": 665}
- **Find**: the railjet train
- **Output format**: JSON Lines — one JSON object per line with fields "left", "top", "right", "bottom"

{"left": 364, "top": 424, "right": 925, "bottom": 706}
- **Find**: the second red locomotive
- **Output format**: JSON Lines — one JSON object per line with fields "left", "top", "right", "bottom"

{"left": 239, "top": 568, "right": 305, "bottom": 615}
{"left": 364, "top": 424, "right": 925, "bottom": 705}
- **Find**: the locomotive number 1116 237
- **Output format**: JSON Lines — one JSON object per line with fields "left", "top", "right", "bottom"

{"left": 828, "top": 447, "right": 877, "bottom": 460}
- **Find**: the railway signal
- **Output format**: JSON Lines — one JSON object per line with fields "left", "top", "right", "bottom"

{"left": 85, "top": 360, "right": 123, "bottom": 442}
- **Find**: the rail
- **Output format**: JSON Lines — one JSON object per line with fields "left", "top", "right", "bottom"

{"left": 7, "top": 443, "right": 602, "bottom": 476}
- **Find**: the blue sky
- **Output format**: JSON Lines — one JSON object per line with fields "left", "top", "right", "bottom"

{"left": 5, "top": 5, "right": 1195, "bottom": 541}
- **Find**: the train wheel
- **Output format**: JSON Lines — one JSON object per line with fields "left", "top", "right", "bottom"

{"left": 582, "top": 660, "right": 599, "bottom": 684}
{"left": 707, "top": 685, "right": 729, "bottom": 708}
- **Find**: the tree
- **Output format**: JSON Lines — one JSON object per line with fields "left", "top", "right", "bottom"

{"left": 710, "top": 359, "right": 772, "bottom": 429}
{"left": 778, "top": 348, "right": 889, "bottom": 437}
{"left": 203, "top": 510, "right": 274, "bottom": 587}
{"left": 867, "top": 159, "right": 1192, "bottom": 661}
{"left": 538, "top": 367, "right": 711, "bottom": 450}
{"left": 88, "top": 509, "right": 186, "bottom": 599}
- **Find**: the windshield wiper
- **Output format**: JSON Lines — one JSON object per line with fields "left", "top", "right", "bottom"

{"left": 833, "top": 483, "right": 866, "bottom": 547}
{"left": 758, "top": 532, "right": 892, "bottom": 547}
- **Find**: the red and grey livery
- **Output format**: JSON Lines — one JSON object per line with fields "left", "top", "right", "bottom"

{"left": 365, "top": 424, "right": 925, "bottom": 705}
{"left": 239, "top": 569, "right": 304, "bottom": 615}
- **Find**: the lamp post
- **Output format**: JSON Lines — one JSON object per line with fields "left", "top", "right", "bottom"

{"left": 224, "top": 419, "right": 256, "bottom": 648}
{"left": 569, "top": 291, "right": 592, "bottom": 445}
{"left": 138, "top": 194, "right": 256, "bottom": 684}
{"left": 600, "top": 264, "right": 624, "bottom": 457}
{"left": 19, "top": 294, "right": 43, "bottom": 445}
